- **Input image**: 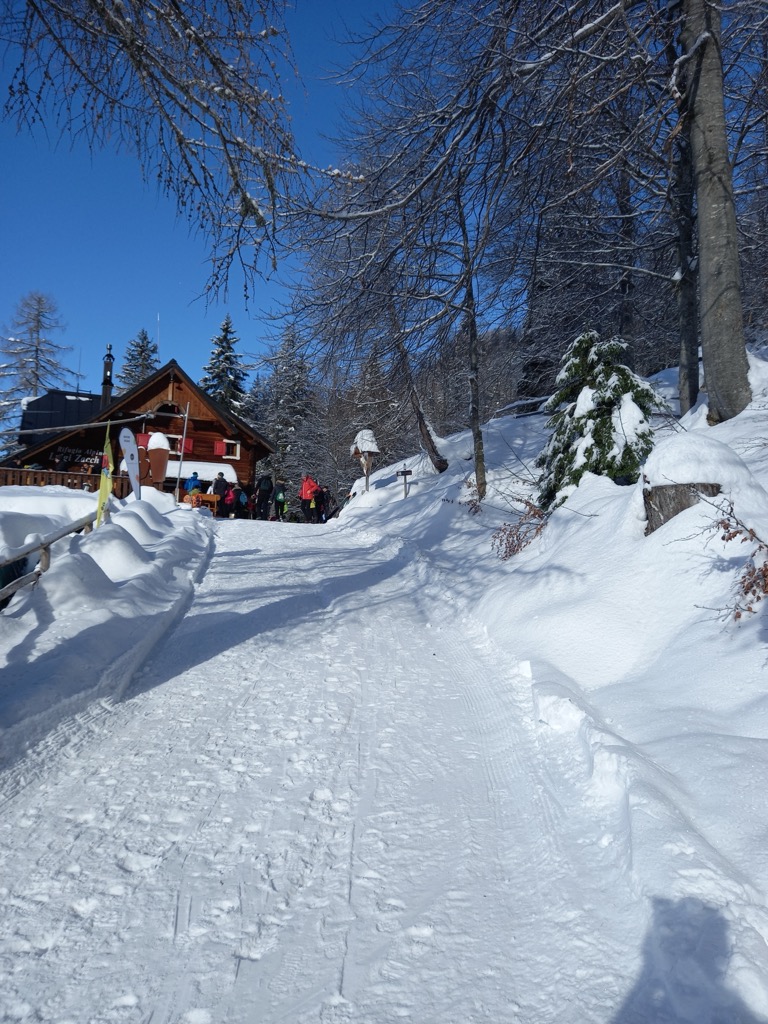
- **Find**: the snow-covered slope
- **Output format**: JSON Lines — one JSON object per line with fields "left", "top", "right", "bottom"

{"left": 2, "top": 354, "right": 768, "bottom": 1022}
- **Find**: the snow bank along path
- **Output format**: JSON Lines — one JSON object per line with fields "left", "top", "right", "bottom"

{"left": 2, "top": 517, "right": 641, "bottom": 1023}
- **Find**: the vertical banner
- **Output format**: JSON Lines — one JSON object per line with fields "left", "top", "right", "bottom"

{"left": 96, "top": 424, "right": 114, "bottom": 527}
{"left": 119, "top": 427, "right": 142, "bottom": 500}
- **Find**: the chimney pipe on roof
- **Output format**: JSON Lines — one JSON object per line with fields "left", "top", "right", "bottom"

{"left": 101, "top": 344, "right": 115, "bottom": 409}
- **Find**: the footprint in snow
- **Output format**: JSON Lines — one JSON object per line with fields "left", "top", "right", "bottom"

{"left": 116, "top": 849, "right": 159, "bottom": 873}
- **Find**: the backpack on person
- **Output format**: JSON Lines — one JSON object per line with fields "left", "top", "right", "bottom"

{"left": 259, "top": 476, "right": 272, "bottom": 493}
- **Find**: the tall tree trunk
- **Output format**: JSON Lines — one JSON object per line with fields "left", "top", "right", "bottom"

{"left": 399, "top": 339, "right": 449, "bottom": 474}
{"left": 672, "top": 123, "right": 700, "bottom": 415}
{"left": 388, "top": 304, "right": 448, "bottom": 473}
{"left": 456, "top": 200, "right": 487, "bottom": 500}
{"left": 616, "top": 160, "right": 636, "bottom": 369}
{"left": 681, "top": 0, "right": 751, "bottom": 423}
{"left": 464, "top": 284, "right": 487, "bottom": 501}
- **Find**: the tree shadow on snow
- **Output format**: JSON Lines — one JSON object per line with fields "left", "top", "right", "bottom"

{"left": 122, "top": 548, "right": 412, "bottom": 700}
{"left": 0, "top": 536, "right": 416, "bottom": 778}
{"left": 611, "top": 896, "right": 763, "bottom": 1024}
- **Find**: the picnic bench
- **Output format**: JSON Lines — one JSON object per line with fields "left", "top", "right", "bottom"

{"left": 182, "top": 493, "right": 220, "bottom": 512}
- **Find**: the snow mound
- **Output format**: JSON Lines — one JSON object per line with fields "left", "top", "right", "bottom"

{"left": 0, "top": 488, "right": 213, "bottom": 770}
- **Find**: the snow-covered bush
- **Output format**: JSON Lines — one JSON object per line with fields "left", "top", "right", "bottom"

{"left": 536, "top": 330, "right": 662, "bottom": 510}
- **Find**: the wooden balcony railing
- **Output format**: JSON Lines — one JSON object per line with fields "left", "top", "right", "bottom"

{"left": 0, "top": 467, "right": 132, "bottom": 498}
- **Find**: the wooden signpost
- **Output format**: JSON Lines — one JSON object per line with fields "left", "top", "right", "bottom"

{"left": 396, "top": 466, "right": 413, "bottom": 498}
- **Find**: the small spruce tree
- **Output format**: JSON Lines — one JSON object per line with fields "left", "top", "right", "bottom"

{"left": 199, "top": 315, "right": 248, "bottom": 412}
{"left": 536, "top": 330, "right": 662, "bottom": 510}
{"left": 116, "top": 328, "right": 160, "bottom": 390}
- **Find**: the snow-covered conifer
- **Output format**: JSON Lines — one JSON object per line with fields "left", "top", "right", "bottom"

{"left": 116, "top": 329, "right": 160, "bottom": 391}
{"left": 0, "top": 292, "right": 79, "bottom": 457}
{"left": 2, "top": 292, "right": 76, "bottom": 398}
{"left": 199, "top": 315, "right": 248, "bottom": 412}
{"left": 254, "top": 330, "right": 322, "bottom": 483}
{"left": 536, "top": 330, "right": 662, "bottom": 510}
{"left": 240, "top": 372, "right": 267, "bottom": 426}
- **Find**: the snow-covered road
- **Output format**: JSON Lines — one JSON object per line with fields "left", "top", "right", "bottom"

{"left": 2, "top": 518, "right": 644, "bottom": 1023}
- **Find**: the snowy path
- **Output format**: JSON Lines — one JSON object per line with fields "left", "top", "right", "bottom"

{"left": 1, "top": 519, "right": 637, "bottom": 1023}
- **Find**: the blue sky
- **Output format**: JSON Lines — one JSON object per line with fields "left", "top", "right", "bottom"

{"left": 1, "top": 2, "right": 385, "bottom": 394}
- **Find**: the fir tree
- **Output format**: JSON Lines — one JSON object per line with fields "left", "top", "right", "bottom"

{"left": 1, "top": 292, "right": 79, "bottom": 457}
{"left": 536, "top": 330, "right": 662, "bottom": 510}
{"left": 253, "top": 330, "right": 323, "bottom": 486}
{"left": 199, "top": 315, "right": 248, "bottom": 411}
{"left": 240, "top": 372, "right": 267, "bottom": 426}
{"left": 116, "top": 328, "right": 160, "bottom": 391}
{"left": 2, "top": 292, "right": 76, "bottom": 397}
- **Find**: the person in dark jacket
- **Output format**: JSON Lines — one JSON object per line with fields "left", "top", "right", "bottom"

{"left": 255, "top": 474, "right": 274, "bottom": 520}
{"left": 212, "top": 472, "right": 229, "bottom": 517}
{"left": 314, "top": 485, "right": 327, "bottom": 523}
{"left": 320, "top": 486, "right": 339, "bottom": 520}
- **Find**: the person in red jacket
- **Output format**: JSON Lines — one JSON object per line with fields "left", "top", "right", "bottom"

{"left": 298, "top": 472, "right": 320, "bottom": 522}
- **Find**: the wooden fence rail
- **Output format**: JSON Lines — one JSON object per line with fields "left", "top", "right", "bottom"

{"left": 0, "top": 510, "right": 101, "bottom": 608}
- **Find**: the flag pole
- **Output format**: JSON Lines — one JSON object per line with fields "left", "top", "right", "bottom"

{"left": 174, "top": 403, "right": 190, "bottom": 504}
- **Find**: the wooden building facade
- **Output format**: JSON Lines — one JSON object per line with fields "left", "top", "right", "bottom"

{"left": 1, "top": 359, "right": 274, "bottom": 496}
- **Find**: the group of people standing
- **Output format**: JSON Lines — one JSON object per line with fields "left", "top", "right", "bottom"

{"left": 261, "top": 471, "right": 334, "bottom": 522}
{"left": 185, "top": 470, "right": 247, "bottom": 518}
{"left": 252, "top": 474, "right": 289, "bottom": 521}
{"left": 184, "top": 469, "right": 334, "bottom": 523}
{"left": 251, "top": 471, "right": 335, "bottom": 522}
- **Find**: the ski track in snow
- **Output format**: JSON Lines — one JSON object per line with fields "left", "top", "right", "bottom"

{"left": 0, "top": 519, "right": 668, "bottom": 1022}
